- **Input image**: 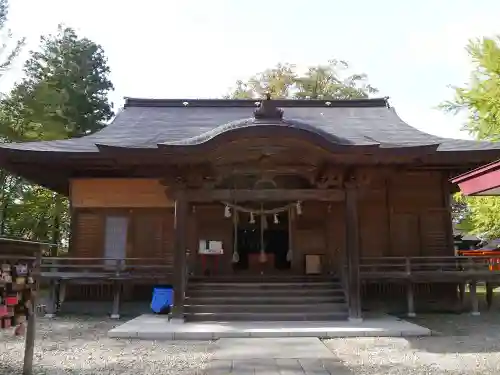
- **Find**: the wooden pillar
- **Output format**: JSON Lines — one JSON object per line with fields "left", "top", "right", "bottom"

{"left": 23, "top": 249, "right": 42, "bottom": 375}
{"left": 441, "top": 177, "right": 454, "bottom": 255}
{"left": 345, "top": 182, "right": 362, "bottom": 322}
{"left": 172, "top": 192, "right": 188, "bottom": 322}
{"left": 111, "top": 281, "right": 121, "bottom": 319}
{"left": 486, "top": 282, "right": 494, "bottom": 309}
{"left": 458, "top": 281, "right": 466, "bottom": 309}
{"left": 470, "top": 280, "right": 480, "bottom": 316}
{"left": 44, "top": 280, "right": 57, "bottom": 318}
{"left": 406, "top": 282, "right": 416, "bottom": 317}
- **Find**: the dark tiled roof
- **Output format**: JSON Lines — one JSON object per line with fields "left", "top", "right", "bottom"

{"left": 1, "top": 97, "right": 499, "bottom": 153}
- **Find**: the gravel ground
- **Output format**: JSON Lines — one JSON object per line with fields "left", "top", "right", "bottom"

{"left": 5, "top": 313, "right": 500, "bottom": 374}
{"left": 0, "top": 316, "right": 214, "bottom": 375}
{"left": 325, "top": 311, "right": 500, "bottom": 375}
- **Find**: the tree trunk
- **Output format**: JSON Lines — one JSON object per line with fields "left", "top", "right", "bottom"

{"left": 0, "top": 170, "right": 9, "bottom": 235}
{"left": 51, "top": 193, "right": 62, "bottom": 257}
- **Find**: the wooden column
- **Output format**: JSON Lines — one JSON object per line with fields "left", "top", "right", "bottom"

{"left": 345, "top": 182, "right": 362, "bottom": 322}
{"left": 486, "top": 282, "right": 494, "bottom": 309}
{"left": 406, "top": 283, "right": 416, "bottom": 317}
{"left": 172, "top": 192, "right": 188, "bottom": 322}
{"left": 441, "top": 176, "right": 454, "bottom": 255}
{"left": 44, "top": 280, "right": 57, "bottom": 318}
{"left": 470, "top": 280, "right": 480, "bottom": 316}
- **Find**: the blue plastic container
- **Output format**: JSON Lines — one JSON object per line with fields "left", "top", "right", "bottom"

{"left": 151, "top": 286, "right": 173, "bottom": 314}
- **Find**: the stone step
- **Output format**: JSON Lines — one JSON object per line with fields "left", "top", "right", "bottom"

{"left": 184, "top": 311, "right": 349, "bottom": 322}
{"left": 184, "top": 303, "right": 347, "bottom": 314}
{"left": 185, "top": 295, "right": 346, "bottom": 304}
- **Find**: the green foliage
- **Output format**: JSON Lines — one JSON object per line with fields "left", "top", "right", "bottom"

{"left": 441, "top": 37, "right": 500, "bottom": 140}
{"left": 1, "top": 25, "right": 114, "bottom": 140}
{"left": 226, "top": 59, "right": 378, "bottom": 99}
{"left": 0, "top": 0, "right": 25, "bottom": 80}
{"left": 454, "top": 192, "right": 500, "bottom": 239}
{"left": 444, "top": 37, "right": 500, "bottom": 239}
{"left": 0, "top": 24, "right": 113, "bottom": 250}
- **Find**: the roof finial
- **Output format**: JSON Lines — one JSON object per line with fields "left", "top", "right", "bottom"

{"left": 254, "top": 93, "right": 283, "bottom": 120}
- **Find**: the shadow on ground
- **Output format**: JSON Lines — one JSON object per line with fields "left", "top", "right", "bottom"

{"left": 403, "top": 309, "right": 500, "bottom": 354}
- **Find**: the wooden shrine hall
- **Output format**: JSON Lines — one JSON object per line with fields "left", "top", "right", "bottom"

{"left": 1, "top": 95, "right": 500, "bottom": 322}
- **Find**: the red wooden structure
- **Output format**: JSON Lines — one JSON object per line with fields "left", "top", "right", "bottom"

{"left": 452, "top": 159, "right": 500, "bottom": 196}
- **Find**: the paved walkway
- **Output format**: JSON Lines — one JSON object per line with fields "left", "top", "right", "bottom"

{"left": 108, "top": 314, "right": 431, "bottom": 339}
{"left": 203, "top": 337, "right": 351, "bottom": 374}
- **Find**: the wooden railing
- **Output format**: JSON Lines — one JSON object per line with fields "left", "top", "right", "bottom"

{"left": 7, "top": 254, "right": 500, "bottom": 282}
{"left": 0, "top": 256, "right": 173, "bottom": 281}
{"left": 39, "top": 257, "right": 173, "bottom": 280}
{"left": 360, "top": 256, "right": 500, "bottom": 280}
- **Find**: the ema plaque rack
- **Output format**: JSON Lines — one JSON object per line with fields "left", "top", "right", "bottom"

{"left": 0, "top": 257, "right": 37, "bottom": 332}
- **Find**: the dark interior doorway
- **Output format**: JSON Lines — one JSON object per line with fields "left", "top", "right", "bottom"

{"left": 233, "top": 211, "right": 291, "bottom": 271}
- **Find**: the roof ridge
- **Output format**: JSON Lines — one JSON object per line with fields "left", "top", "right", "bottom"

{"left": 123, "top": 97, "right": 389, "bottom": 108}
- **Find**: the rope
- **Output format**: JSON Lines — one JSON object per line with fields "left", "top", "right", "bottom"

{"left": 221, "top": 201, "right": 296, "bottom": 215}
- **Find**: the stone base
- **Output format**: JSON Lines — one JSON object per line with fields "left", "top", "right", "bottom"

{"left": 108, "top": 314, "right": 432, "bottom": 340}
{"left": 110, "top": 314, "right": 120, "bottom": 319}
{"left": 471, "top": 311, "right": 481, "bottom": 316}
{"left": 44, "top": 313, "right": 56, "bottom": 319}
{"left": 407, "top": 312, "right": 416, "bottom": 318}
{"left": 348, "top": 317, "right": 363, "bottom": 323}
{"left": 169, "top": 318, "right": 185, "bottom": 325}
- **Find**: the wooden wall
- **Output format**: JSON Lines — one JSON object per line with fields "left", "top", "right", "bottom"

{"left": 70, "top": 178, "right": 174, "bottom": 208}
{"left": 71, "top": 208, "right": 174, "bottom": 267}
{"left": 359, "top": 170, "right": 452, "bottom": 258}
{"left": 68, "top": 171, "right": 453, "bottom": 274}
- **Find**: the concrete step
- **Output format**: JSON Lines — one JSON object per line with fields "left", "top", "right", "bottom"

{"left": 184, "top": 303, "right": 347, "bottom": 314}
{"left": 184, "top": 311, "right": 349, "bottom": 322}
{"left": 185, "top": 295, "right": 346, "bottom": 305}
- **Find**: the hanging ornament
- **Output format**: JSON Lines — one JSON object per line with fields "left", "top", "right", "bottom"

{"left": 262, "top": 215, "right": 268, "bottom": 230}
{"left": 259, "top": 251, "right": 267, "bottom": 263}
{"left": 286, "top": 248, "right": 292, "bottom": 261}
{"left": 232, "top": 251, "right": 240, "bottom": 263}
{"left": 224, "top": 204, "right": 231, "bottom": 218}
{"left": 296, "top": 201, "right": 302, "bottom": 215}
{"left": 249, "top": 212, "right": 255, "bottom": 224}
{"left": 273, "top": 214, "right": 279, "bottom": 224}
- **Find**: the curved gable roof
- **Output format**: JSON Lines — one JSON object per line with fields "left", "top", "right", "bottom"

{"left": 0, "top": 97, "right": 499, "bottom": 153}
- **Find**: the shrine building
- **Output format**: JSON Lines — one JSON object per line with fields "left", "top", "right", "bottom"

{"left": 1, "top": 96, "right": 500, "bottom": 322}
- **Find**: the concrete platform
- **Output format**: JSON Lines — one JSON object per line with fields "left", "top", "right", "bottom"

{"left": 107, "top": 314, "right": 431, "bottom": 340}
{"left": 213, "top": 337, "right": 335, "bottom": 359}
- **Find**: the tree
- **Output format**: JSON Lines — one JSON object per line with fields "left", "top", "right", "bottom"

{"left": 226, "top": 59, "right": 378, "bottom": 99}
{"left": 0, "top": 25, "right": 114, "bottom": 250}
{"left": 2, "top": 25, "right": 114, "bottom": 139}
{"left": 441, "top": 37, "right": 500, "bottom": 140}
{"left": 0, "top": 0, "right": 25, "bottom": 81}
{"left": 443, "top": 37, "right": 500, "bottom": 239}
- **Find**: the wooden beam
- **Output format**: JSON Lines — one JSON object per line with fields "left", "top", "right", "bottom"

{"left": 183, "top": 189, "right": 345, "bottom": 202}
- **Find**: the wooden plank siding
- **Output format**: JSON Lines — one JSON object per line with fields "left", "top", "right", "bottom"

{"left": 67, "top": 208, "right": 175, "bottom": 301}
{"left": 70, "top": 178, "right": 174, "bottom": 208}
{"left": 71, "top": 208, "right": 174, "bottom": 259}
{"left": 67, "top": 170, "right": 453, "bottom": 278}
{"left": 383, "top": 171, "right": 449, "bottom": 257}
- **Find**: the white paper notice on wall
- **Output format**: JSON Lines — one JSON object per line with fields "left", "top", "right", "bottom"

{"left": 198, "top": 240, "right": 223, "bottom": 255}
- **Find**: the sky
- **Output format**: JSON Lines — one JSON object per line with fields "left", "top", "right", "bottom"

{"left": 4, "top": 0, "right": 500, "bottom": 140}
